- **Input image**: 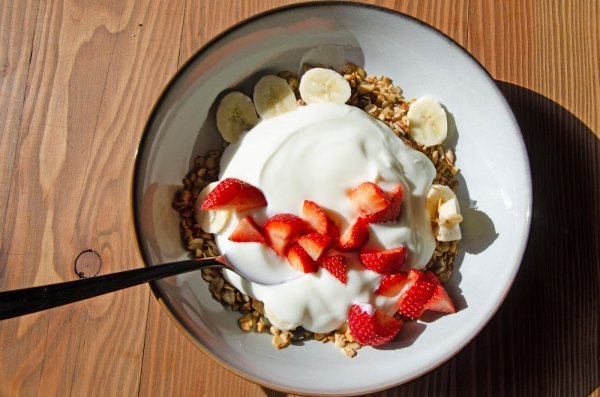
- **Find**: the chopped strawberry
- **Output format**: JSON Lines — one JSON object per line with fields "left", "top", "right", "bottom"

{"left": 347, "top": 303, "right": 402, "bottom": 346}
{"left": 320, "top": 255, "right": 348, "bottom": 284}
{"left": 326, "top": 219, "right": 340, "bottom": 240}
{"left": 396, "top": 270, "right": 438, "bottom": 319}
{"left": 263, "top": 214, "right": 307, "bottom": 255}
{"left": 297, "top": 233, "right": 332, "bottom": 261}
{"left": 302, "top": 200, "right": 329, "bottom": 234}
{"left": 425, "top": 285, "right": 456, "bottom": 313}
{"left": 201, "top": 178, "right": 267, "bottom": 212}
{"left": 359, "top": 246, "right": 407, "bottom": 274}
{"left": 363, "top": 183, "right": 404, "bottom": 223}
{"left": 375, "top": 272, "right": 409, "bottom": 297}
{"left": 337, "top": 218, "right": 369, "bottom": 251}
{"left": 421, "top": 272, "right": 456, "bottom": 313}
{"left": 228, "top": 216, "right": 265, "bottom": 243}
{"left": 286, "top": 244, "right": 319, "bottom": 273}
{"left": 349, "top": 182, "right": 389, "bottom": 217}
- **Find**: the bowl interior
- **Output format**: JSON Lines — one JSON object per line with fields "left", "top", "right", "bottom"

{"left": 132, "top": 3, "right": 531, "bottom": 395}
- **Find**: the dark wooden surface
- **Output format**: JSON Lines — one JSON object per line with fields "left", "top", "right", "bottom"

{"left": 0, "top": 1, "right": 598, "bottom": 396}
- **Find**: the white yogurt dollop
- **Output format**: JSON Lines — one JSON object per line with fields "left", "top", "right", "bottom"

{"left": 215, "top": 103, "right": 436, "bottom": 333}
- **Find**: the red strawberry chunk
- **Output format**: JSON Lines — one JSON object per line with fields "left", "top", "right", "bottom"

{"left": 421, "top": 272, "right": 456, "bottom": 313}
{"left": 297, "top": 233, "right": 332, "bottom": 261}
{"left": 326, "top": 219, "right": 340, "bottom": 240}
{"left": 286, "top": 244, "right": 319, "bottom": 273}
{"left": 302, "top": 200, "right": 329, "bottom": 234}
{"left": 359, "top": 246, "right": 407, "bottom": 274}
{"left": 375, "top": 272, "right": 409, "bottom": 297}
{"left": 228, "top": 216, "right": 265, "bottom": 243}
{"left": 349, "top": 182, "right": 389, "bottom": 216}
{"left": 201, "top": 178, "right": 267, "bottom": 212}
{"left": 320, "top": 255, "right": 348, "bottom": 284}
{"left": 347, "top": 303, "right": 402, "bottom": 346}
{"left": 396, "top": 270, "right": 438, "bottom": 319}
{"left": 425, "top": 285, "right": 456, "bottom": 313}
{"left": 337, "top": 218, "right": 369, "bottom": 251}
{"left": 263, "top": 214, "right": 306, "bottom": 255}
{"left": 362, "top": 183, "right": 404, "bottom": 223}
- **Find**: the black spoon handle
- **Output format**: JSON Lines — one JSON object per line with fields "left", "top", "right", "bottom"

{"left": 0, "top": 257, "right": 225, "bottom": 320}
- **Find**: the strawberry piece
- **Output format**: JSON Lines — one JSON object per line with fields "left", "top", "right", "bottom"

{"left": 326, "top": 219, "right": 340, "bottom": 240}
{"left": 421, "top": 272, "right": 456, "bottom": 313}
{"left": 263, "top": 214, "right": 307, "bottom": 255}
{"left": 425, "top": 285, "right": 457, "bottom": 313}
{"left": 302, "top": 200, "right": 329, "bottom": 234}
{"left": 347, "top": 303, "right": 402, "bottom": 346}
{"left": 349, "top": 182, "right": 389, "bottom": 216}
{"left": 320, "top": 255, "right": 348, "bottom": 284}
{"left": 363, "top": 183, "right": 404, "bottom": 223}
{"left": 337, "top": 218, "right": 369, "bottom": 251}
{"left": 286, "top": 244, "right": 319, "bottom": 273}
{"left": 359, "top": 246, "right": 407, "bottom": 274}
{"left": 228, "top": 216, "right": 265, "bottom": 243}
{"left": 201, "top": 178, "right": 267, "bottom": 212}
{"left": 396, "top": 270, "right": 438, "bottom": 319}
{"left": 375, "top": 272, "right": 409, "bottom": 297}
{"left": 297, "top": 233, "right": 332, "bottom": 261}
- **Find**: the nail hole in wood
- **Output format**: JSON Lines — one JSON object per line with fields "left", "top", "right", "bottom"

{"left": 74, "top": 250, "right": 101, "bottom": 278}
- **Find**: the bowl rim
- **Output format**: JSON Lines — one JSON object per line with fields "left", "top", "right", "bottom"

{"left": 130, "top": 1, "right": 532, "bottom": 395}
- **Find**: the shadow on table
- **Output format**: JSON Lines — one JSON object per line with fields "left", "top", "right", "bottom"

{"left": 263, "top": 82, "right": 599, "bottom": 397}
{"left": 390, "top": 82, "right": 599, "bottom": 396}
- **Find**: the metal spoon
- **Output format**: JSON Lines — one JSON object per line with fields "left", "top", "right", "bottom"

{"left": 0, "top": 256, "right": 234, "bottom": 320}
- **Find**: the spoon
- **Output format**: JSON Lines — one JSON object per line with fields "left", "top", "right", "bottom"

{"left": 0, "top": 256, "right": 236, "bottom": 320}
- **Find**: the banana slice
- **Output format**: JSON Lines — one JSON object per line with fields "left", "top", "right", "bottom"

{"left": 194, "top": 182, "right": 232, "bottom": 234}
{"left": 406, "top": 97, "right": 448, "bottom": 147}
{"left": 437, "top": 223, "right": 462, "bottom": 242}
{"left": 438, "top": 197, "right": 463, "bottom": 225}
{"left": 426, "top": 185, "right": 456, "bottom": 220}
{"left": 253, "top": 75, "right": 297, "bottom": 119}
{"left": 426, "top": 184, "right": 462, "bottom": 241}
{"left": 216, "top": 92, "right": 258, "bottom": 143}
{"left": 299, "top": 67, "right": 351, "bottom": 105}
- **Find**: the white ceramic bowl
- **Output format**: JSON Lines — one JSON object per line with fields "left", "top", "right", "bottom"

{"left": 132, "top": 3, "right": 531, "bottom": 395}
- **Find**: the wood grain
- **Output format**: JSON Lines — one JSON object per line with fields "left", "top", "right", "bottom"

{"left": 468, "top": 0, "right": 600, "bottom": 137}
{"left": 0, "top": 1, "right": 598, "bottom": 396}
{"left": 0, "top": 1, "right": 39, "bottom": 249}
{"left": 0, "top": 0, "right": 184, "bottom": 395}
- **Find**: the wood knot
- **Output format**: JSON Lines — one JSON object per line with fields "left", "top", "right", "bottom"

{"left": 74, "top": 250, "right": 101, "bottom": 278}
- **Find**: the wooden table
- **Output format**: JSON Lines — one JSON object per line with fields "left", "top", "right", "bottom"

{"left": 1, "top": 1, "right": 598, "bottom": 396}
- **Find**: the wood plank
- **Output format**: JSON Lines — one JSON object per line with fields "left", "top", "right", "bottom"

{"left": 467, "top": 0, "right": 599, "bottom": 136}
{"left": 0, "top": 0, "right": 186, "bottom": 395}
{"left": 0, "top": 1, "right": 39, "bottom": 246}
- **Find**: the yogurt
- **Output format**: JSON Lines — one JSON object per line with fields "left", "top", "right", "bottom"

{"left": 215, "top": 103, "right": 436, "bottom": 333}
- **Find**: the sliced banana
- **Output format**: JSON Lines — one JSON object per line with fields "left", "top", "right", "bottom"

{"left": 299, "top": 67, "right": 351, "bottom": 105}
{"left": 406, "top": 97, "right": 448, "bottom": 147}
{"left": 216, "top": 92, "right": 258, "bottom": 143}
{"left": 437, "top": 222, "right": 462, "bottom": 242}
{"left": 438, "top": 197, "right": 463, "bottom": 225}
{"left": 253, "top": 75, "right": 297, "bottom": 119}
{"left": 426, "top": 185, "right": 455, "bottom": 220}
{"left": 194, "top": 182, "right": 232, "bottom": 234}
{"left": 426, "top": 184, "right": 462, "bottom": 241}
